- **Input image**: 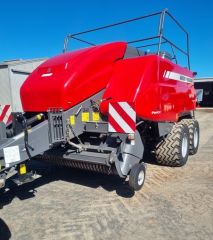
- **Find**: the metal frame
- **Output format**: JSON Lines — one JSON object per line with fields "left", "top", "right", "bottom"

{"left": 0, "top": 89, "right": 144, "bottom": 180}
{"left": 63, "top": 9, "right": 191, "bottom": 69}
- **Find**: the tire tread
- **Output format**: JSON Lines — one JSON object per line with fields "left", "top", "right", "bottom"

{"left": 155, "top": 123, "right": 189, "bottom": 167}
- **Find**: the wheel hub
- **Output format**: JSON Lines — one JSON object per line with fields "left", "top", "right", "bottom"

{"left": 138, "top": 170, "right": 145, "bottom": 186}
{"left": 193, "top": 128, "right": 198, "bottom": 148}
{"left": 182, "top": 134, "right": 188, "bottom": 158}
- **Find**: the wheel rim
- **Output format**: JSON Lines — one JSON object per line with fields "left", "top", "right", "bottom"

{"left": 193, "top": 128, "right": 199, "bottom": 148}
{"left": 138, "top": 170, "right": 145, "bottom": 186}
{"left": 182, "top": 134, "right": 188, "bottom": 158}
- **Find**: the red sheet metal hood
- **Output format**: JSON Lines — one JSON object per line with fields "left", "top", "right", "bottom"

{"left": 20, "top": 42, "right": 127, "bottom": 112}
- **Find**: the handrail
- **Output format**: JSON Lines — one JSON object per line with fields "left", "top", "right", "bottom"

{"left": 63, "top": 10, "right": 163, "bottom": 52}
{"left": 63, "top": 9, "right": 191, "bottom": 69}
{"left": 67, "top": 11, "right": 162, "bottom": 37}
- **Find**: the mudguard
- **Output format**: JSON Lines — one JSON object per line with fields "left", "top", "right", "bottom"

{"left": 115, "top": 130, "right": 144, "bottom": 177}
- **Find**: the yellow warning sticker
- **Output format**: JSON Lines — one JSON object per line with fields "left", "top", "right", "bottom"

{"left": 70, "top": 115, "right": 75, "bottom": 125}
{"left": 19, "top": 164, "right": 27, "bottom": 175}
{"left": 92, "top": 112, "right": 100, "bottom": 122}
{"left": 82, "top": 112, "right": 90, "bottom": 122}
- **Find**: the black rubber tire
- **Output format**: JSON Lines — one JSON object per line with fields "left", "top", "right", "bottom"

{"left": 181, "top": 119, "right": 199, "bottom": 155}
{"left": 155, "top": 123, "right": 189, "bottom": 167}
{"left": 0, "top": 189, "right": 5, "bottom": 195}
{"left": 129, "top": 163, "right": 146, "bottom": 191}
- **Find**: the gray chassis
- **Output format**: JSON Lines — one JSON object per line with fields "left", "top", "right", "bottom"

{"left": 0, "top": 90, "right": 147, "bottom": 187}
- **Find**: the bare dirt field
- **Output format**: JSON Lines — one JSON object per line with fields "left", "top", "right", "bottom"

{"left": 0, "top": 110, "right": 212, "bottom": 240}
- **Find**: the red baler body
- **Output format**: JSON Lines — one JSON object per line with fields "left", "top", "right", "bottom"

{"left": 20, "top": 42, "right": 196, "bottom": 122}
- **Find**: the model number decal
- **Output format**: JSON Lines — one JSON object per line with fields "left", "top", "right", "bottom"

{"left": 152, "top": 111, "right": 161, "bottom": 115}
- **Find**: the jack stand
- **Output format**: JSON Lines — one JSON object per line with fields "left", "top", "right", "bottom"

{"left": 12, "top": 163, "right": 35, "bottom": 186}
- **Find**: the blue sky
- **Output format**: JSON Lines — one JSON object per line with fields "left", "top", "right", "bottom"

{"left": 0, "top": 0, "right": 212, "bottom": 77}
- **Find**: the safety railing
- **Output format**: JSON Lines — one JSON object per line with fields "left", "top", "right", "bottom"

{"left": 63, "top": 9, "right": 190, "bottom": 69}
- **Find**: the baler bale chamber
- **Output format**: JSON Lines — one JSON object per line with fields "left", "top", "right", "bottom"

{"left": 0, "top": 10, "right": 200, "bottom": 192}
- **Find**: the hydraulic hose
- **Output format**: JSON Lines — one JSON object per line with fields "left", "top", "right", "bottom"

{"left": 19, "top": 113, "right": 44, "bottom": 160}
{"left": 22, "top": 115, "right": 33, "bottom": 160}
